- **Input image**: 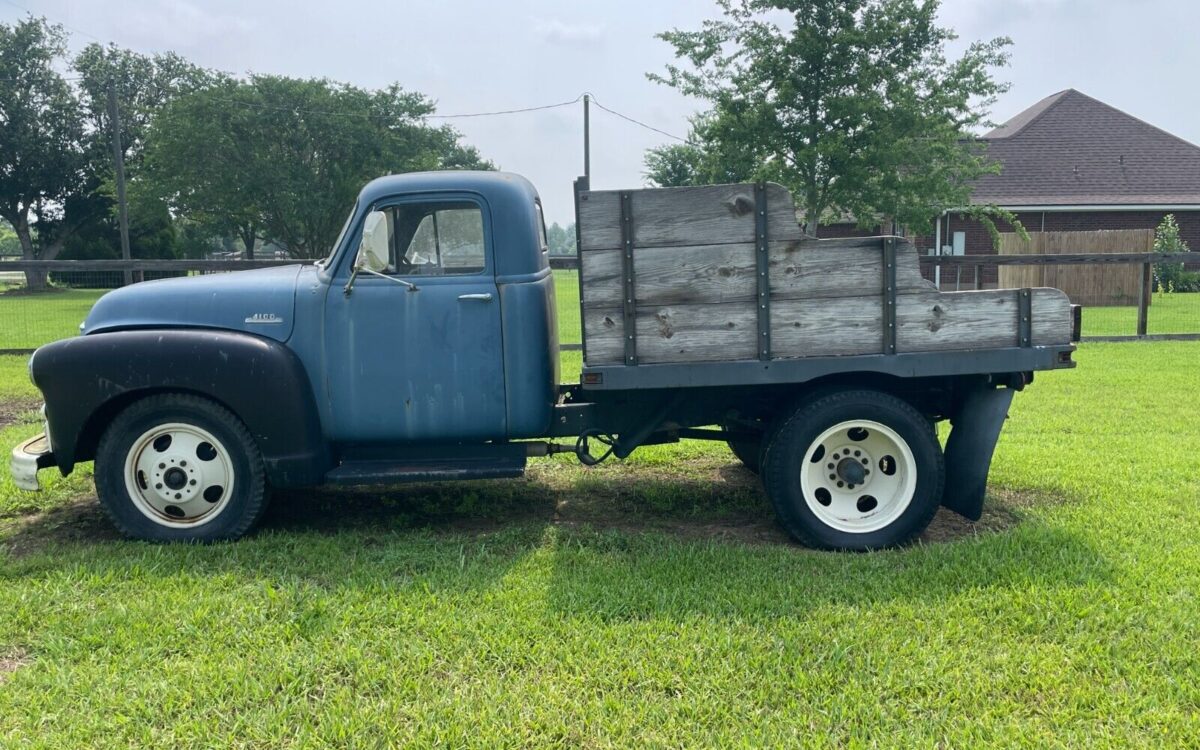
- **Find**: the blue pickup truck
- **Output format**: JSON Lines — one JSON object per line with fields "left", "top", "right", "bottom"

{"left": 11, "top": 171, "right": 1078, "bottom": 550}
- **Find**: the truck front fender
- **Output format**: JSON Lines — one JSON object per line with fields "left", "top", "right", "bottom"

{"left": 30, "top": 329, "right": 328, "bottom": 487}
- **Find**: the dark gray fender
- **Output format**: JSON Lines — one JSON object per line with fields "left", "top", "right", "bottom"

{"left": 941, "top": 386, "right": 1016, "bottom": 521}
{"left": 30, "top": 329, "right": 329, "bottom": 487}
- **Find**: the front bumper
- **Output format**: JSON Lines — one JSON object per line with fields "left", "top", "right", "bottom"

{"left": 11, "top": 433, "right": 56, "bottom": 491}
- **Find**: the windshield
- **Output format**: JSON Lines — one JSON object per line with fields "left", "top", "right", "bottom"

{"left": 318, "top": 202, "right": 358, "bottom": 267}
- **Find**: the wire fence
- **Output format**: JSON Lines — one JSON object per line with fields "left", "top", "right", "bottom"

{"left": 0, "top": 254, "right": 1195, "bottom": 353}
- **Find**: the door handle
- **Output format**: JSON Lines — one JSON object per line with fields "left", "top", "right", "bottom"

{"left": 457, "top": 293, "right": 493, "bottom": 302}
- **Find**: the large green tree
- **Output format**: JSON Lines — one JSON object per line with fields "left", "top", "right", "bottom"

{"left": 146, "top": 76, "right": 493, "bottom": 258}
{"left": 0, "top": 17, "right": 88, "bottom": 285}
{"left": 650, "top": 0, "right": 1015, "bottom": 235}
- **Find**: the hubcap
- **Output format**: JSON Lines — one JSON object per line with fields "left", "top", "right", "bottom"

{"left": 799, "top": 419, "right": 917, "bottom": 534}
{"left": 123, "top": 422, "right": 236, "bottom": 528}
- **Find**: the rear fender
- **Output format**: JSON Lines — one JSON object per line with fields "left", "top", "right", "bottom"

{"left": 30, "top": 329, "right": 328, "bottom": 487}
{"left": 941, "top": 386, "right": 1015, "bottom": 520}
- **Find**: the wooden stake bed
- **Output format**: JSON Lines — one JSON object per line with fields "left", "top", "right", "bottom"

{"left": 576, "top": 182, "right": 1073, "bottom": 367}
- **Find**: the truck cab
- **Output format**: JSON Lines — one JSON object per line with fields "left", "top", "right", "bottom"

{"left": 308, "top": 172, "right": 559, "bottom": 443}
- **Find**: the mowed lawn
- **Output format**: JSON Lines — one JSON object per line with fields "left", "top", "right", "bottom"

{"left": 1082, "top": 292, "right": 1200, "bottom": 336}
{"left": 0, "top": 287, "right": 105, "bottom": 349}
{"left": 0, "top": 279, "right": 1197, "bottom": 745}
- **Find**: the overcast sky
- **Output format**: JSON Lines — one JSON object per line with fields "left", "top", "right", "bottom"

{"left": 4, "top": 0, "right": 1199, "bottom": 225}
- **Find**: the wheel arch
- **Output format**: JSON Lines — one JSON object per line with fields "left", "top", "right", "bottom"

{"left": 75, "top": 386, "right": 246, "bottom": 469}
{"left": 31, "top": 329, "right": 330, "bottom": 487}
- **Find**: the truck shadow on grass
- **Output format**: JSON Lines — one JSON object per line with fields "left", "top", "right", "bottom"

{"left": 1, "top": 472, "right": 1109, "bottom": 622}
{"left": 2, "top": 457, "right": 1057, "bottom": 556}
{"left": 257, "top": 460, "right": 1037, "bottom": 550}
{"left": 3, "top": 455, "right": 1095, "bottom": 596}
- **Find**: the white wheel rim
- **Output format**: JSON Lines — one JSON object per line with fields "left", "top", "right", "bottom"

{"left": 799, "top": 419, "right": 917, "bottom": 534}
{"left": 123, "top": 422, "right": 236, "bottom": 528}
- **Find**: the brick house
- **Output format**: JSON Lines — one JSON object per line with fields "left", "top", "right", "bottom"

{"left": 819, "top": 89, "right": 1200, "bottom": 283}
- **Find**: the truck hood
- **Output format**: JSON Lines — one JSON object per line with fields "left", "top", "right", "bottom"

{"left": 82, "top": 265, "right": 310, "bottom": 343}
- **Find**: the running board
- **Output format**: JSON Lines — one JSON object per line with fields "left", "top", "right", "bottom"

{"left": 325, "top": 456, "right": 526, "bottom": 485}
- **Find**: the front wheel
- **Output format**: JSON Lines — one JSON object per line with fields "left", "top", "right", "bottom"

{"left": 762, "top": 390, "right": 944, "bottom": 550}
{"left": 95, "top": 394, "right": 268, "bottom": 542}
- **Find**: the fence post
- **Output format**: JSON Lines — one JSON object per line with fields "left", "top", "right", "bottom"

{"left": 1136, "top": 261, "right": 1151, "bottom": 337}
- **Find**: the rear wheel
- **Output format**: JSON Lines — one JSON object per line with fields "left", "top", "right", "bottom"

{"left": 95, "top": 394, "right": 268, "bottom": 542}
{"left": 762, "top": 390, "right": 943, "bottom": 550}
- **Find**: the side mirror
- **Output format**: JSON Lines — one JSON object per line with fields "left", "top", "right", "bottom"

{"left": 344, "top": 209, "right": 418, "bottom": 296}
{"left": 355, "top": 210, "right": 390, "bottom": 273}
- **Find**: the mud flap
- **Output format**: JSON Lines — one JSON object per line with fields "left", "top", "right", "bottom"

{"left": 942, "top": 386, "right": 1015, "bottom": 521}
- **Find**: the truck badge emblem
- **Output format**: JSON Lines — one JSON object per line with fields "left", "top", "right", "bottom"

{"left": 244, "top": 313, "right": 283, "bottom": 324}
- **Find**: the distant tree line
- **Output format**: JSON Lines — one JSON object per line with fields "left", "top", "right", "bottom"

{"left": 0, "top": 16, "right": 491, "bottom": 288}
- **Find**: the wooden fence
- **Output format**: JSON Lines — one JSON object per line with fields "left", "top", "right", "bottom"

{"left": 997, "top": 230, "right": 1152, "bottom": 307}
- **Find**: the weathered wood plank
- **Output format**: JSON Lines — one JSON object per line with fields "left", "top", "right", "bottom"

{"left": 580, "top": 238, "right": 932, "bottom": 308}
{"left": 896, "top": 288, "right": 1072, "bottom": 352}
{"left": 583, "top": 288, "right": 1073, "bottom": 365}
{"left": 577, "top": 183, "right": 805, "bottom": 251}
{"left": 585, "top": 303, "right": 758, "bottom": 364}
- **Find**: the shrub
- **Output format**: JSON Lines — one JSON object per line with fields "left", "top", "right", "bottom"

{"left": 1153, "top": 214, "right": 1191, "bottom": 293}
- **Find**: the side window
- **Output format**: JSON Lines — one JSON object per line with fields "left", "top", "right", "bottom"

{"left": 387, "top": 201, "right": 486, "bottom": 276}
{"left": 534, "top": 202, "right": 549, "bottom": 253}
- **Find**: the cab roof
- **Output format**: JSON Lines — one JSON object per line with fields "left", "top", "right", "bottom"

{"left": 357, "top": 171, "right": 539, "bottom": 208}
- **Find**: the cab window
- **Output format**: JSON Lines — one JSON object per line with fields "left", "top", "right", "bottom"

{"left": 383, "top": 201, "right": 486, "bottom": 276}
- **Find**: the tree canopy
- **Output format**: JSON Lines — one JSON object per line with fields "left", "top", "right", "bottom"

{"left": 648, "top": 0, "right": 1017, "bottom": 235}
{"left": 144, "top": 77, "right": 492, "bottom": 259}
{"left": 0, "top": 14, "right": 494, "bottom": 270}
{"left": 0, "top": 17, "right": 87, "bottom": 270}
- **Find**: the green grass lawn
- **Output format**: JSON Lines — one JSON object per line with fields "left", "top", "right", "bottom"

{"left": 1, "top": 337, "right": 1199, "bottom": 745}
{"left": 0, "top": 288, "right": 105, "bottom": 350}
{"left": 1082, "top": 292, "right": 1199, "bottom": 336}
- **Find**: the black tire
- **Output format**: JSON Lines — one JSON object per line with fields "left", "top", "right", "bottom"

{"left": 95, "top": 393, "right": 268, "bottom": 542}
{"left": 722, "top": 425, "right": 763, "bottom": 474}
{"left": 761, "top": 389, "right": 943, "bottom": 551}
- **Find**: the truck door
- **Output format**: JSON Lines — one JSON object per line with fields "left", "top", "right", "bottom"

{"left": 323, "top": 195, "right": 507, "bottom": 442}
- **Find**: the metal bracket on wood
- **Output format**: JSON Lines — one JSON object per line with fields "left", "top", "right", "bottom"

{"left": 619, "top": 191, "right": 637, "bottom": 366}
{"left": 882, "top": 237, "right": 897, "bottom": 355}
{"left": 754, "top": 182, "right": 771, "bottom": 361}
{"left": 573, "top": 176, "right": 590, "bottom": 362}
{"left": 1017, "top": 288, "right": 1032, "bottom": 347}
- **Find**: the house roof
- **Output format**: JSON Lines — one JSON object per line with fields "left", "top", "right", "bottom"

{"left": 969, "top": 89, "right": 1200, "bottom": 207}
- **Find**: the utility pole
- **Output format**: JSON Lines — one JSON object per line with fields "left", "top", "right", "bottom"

{"left": 583, "top": 94, "right": 591, "bottom": 182}
{"left": 107, "top": 81, "right": 133, "bottom": 286}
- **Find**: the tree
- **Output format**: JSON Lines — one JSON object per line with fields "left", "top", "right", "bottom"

{"left": 0, "top": 17, "right": 88, "bottom": 287}
{"left": 643, "top": 115, "right": 757, "bottom": 188}
{"left": 545, "top": 222, "right": 577, "bottom": 255}
{"left": 0, "top": 221, "right": 21, "bottom": 256}
{"left": 145, "top": 76, "right": 494, "bottom": 258}
{"left": 73, "top": 43, "right": 212, "bottom": 172}
{"left": 650, "top": 0, "right": 1018, "bottom": 235}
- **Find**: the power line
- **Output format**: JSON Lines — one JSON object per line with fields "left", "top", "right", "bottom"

{"left": 589, "top": 95, "right": 692, "bottom": 144}
{"left": 0, "top": 0, "right": 106, "bottom": 43}
{"left": 428, "top": 94, "right": 584, "bottom": 119}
